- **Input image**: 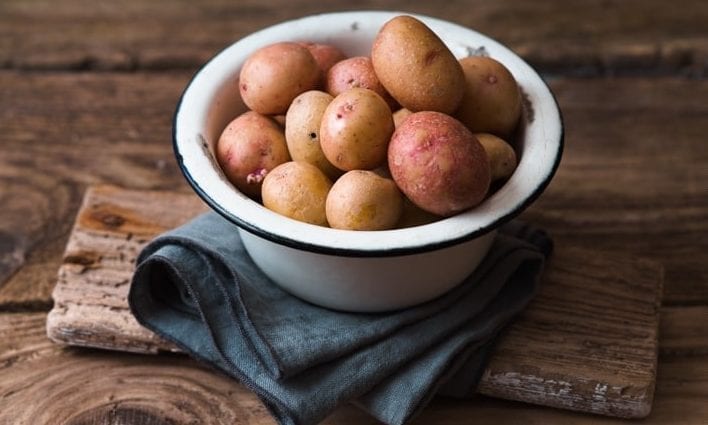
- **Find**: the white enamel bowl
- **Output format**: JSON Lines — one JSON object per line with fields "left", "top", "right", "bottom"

{"left": 173, "top": 11, "right": 563, "bottom": 312}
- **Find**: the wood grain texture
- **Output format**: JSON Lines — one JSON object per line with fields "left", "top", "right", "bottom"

{"left": 47, "top": 185, "right": 662, "bottom": 418}
{"left": 0, "top": 313, "right": 275, "bottom": 425}
{"left": 0, "top": 0, "right": 706, "bottom": 76}
{"left": 478, "top": 247, "right": 662, "bottom": 418}
{"left": 48, "top": 186, "right": 207, "bottom": 354}
{"left": 659, "top": 306, "right": 708, "bottom": 357}
{"left": 0, "top": 71, "right": 192, "bottom": 310}
{"left": 4, "top": 312, "right": 708, "bottom": 425}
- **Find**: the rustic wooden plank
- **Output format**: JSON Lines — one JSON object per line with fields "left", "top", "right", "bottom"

{"left": 2, "top": 72, "right": 704, "bottom": 309}
{"left": 0, "top": 312, "right": 275, "bottom": 425}
{"left": 48, "top": 185, "right": 207, "bottom": 353}
{"left": 0, "top": 71, "right": 193, "bottom": 309}
{"left": 659, "top": 306, "right": 708, "bottom": 357}
{"left": 47, "top": 185, "right": 662, "bottom": 418}
{"left": 0, "top": 0, "right": 706, "bottom": 76}
{"left": 4, "top": 311, "right": 707, "bottom": 424}
{"left": 477, "top": 247, "right": 662, "bottom": 418}
{"left": 523, "top": 77, "right": 708, "bottom": 305}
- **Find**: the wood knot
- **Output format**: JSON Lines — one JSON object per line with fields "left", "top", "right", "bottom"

{"left": 92, "top": 211, "right": 126, "bottom": 228}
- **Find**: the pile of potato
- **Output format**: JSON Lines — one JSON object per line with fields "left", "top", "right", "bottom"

{"left": 216, "top": 15, "right": 521, "bottom": 231}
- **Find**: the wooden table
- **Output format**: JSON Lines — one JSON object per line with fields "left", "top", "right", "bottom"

{"left": 1, "top": 1, "right": 707, "bottom": 424}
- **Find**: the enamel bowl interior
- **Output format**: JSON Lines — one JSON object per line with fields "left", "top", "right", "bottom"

{"left": 173, "top": 11, "right": 562, "bottom": 258}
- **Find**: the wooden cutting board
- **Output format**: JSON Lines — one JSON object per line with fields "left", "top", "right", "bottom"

{"left": 46, "top": 185, "right": 663, "bottom": 419}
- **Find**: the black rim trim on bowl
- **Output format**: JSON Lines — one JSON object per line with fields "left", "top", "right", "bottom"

{"left": 172, "top": 17, "right": 565, "bottom": 259}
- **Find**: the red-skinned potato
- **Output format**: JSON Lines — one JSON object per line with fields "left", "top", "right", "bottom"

{"left": 325, "top": 56, "right": 397, "bottom": 109}
{"left": 371, "top": 15, "right": 465, "bottom": 114}
{"left": 216, "top": 111, "right": 291, "bottom": 199}
{"left": 300, "top": 42, "right": 347, "bottom": 87}
{"left": 239, "top": 42, "right": 320, "bottom": 115}
{"left": 388, "top": 111, "right": 491, "bottom": 216}
{"left": 320, "top": 88, "right": 394, "bottom": 171}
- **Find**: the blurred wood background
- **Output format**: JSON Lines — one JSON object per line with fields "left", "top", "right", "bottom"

{"left": 1, "top": 0, "right": 707, "bottom": 424}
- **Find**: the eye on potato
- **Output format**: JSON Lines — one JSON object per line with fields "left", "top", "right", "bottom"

{"left": 216, "top": 111, "right": 291, "bottom": 199}
{"left": 285, "top": 90, "right": 342, "bottom": 180}
{"left": 326, "top": 170, "right": 403, "bottom": 231}
{"left": 261, "top": 161, "right": 333, "bottom": 226}
{"left": 239, "top": 42, "right": 320, "bottom": 115}
{"left": 320, "top": 87, "right": 394, "bottom": 171}
{"left": 455, "top": 56, "right": 522, "bottom": 138}
{"left": 371, "top": 15, "right": 465, "bottom": 114}
{"left": 388, "top": 111, "right": 491, "bottom": 216}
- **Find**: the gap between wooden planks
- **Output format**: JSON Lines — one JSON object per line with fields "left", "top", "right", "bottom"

{"left": 46, "top": 185, "right": 663, "bottom": 419}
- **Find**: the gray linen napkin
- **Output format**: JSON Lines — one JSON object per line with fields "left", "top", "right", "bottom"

{"left": 128, "top": 212, "right": 551, "bottom": 425}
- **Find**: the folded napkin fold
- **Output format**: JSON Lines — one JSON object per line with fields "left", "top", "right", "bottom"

{"left": 128, "top": 212, "right": 551, "bottom": 425}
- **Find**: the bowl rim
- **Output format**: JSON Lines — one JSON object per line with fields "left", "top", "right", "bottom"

{"left": 172, "top": 10, "right": 564, "bottom": 258}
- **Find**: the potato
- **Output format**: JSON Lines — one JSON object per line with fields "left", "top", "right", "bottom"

{"left": 325, "top": 56, "right": 397, "bottom": 109}
{"left": 371, "top": 15, "right": 465, "bottom": 114}
{"left": 300, "top": 42, "right": 347, "bottom": 82}
{"left": 239, "top": 42, "right": 320, "bottom": 115}
{"left": 455, "top": 56, "right": 522, "bottom": 138}
{"left": 320, "top": 88, "right": 394, "bottom": 171}
{"left": 392, "top": 108, "right": 413, "bottom": 128}
{"left": 326, "top": 170, "right": 403, "bottom": 231}
{"left": 216, "top": 111, "right": 290, "bottom": 199}
{"left": 285, "top": 90, "right": 341, "bottom": 180}
{"left": 388, "top": 111, "right": 491, "bottom": 216}
{"left": 475, "top": 133, "right": 518, "bottom": 181}
{"left": 396, "top": 197, "right": 442, "bottom": 228}
{"left": 261, "top": 161, "right": 332, "bottom": 226}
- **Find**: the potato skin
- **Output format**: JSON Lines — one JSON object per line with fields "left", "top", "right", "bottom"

{"left": 300, "top": 42, "right": 347, "bottom": 81}
{"left": 388, "top": 111, "right": 491, "bottom": 216}
{"left": 239, "top": 42, "right": 320, "bottom": 115}
{"left": 455, "top": 56, "right": 522, "bottom": 138}
{"left": 261, "top": 161, "right": 332, "bottom": 226}
{"left": 325, "top": 56, "right": 397, "bottom": 109}
{"left": 371, "top": 15, "right": 465, "bottom": 114}
{"left": 475, "top": 133, "right": 518, "bottom": 181}
{"left": 392, "top": 108, "right": 413, "bottom": 128}
{"left": 396, "top": 197, "right": 442, "bottom": 228}
{"left": 320, "top": 88, "right": 394, "bottom": 171}
{"left": 216, "top": 111, "right": 291, "bottom": 199}
{"left": 285, "top": 90, "right": 341, "bottom": 180}
{"left": 326, "top": 170, "right": 403, "bottom": 231}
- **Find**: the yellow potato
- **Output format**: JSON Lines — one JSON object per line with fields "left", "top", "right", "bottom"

{"left": 455, "top": 56, "right": 522, "bottom": 138}
{"left": 326, "top": 170, "right": 403, "bottom": 231}
{"left": 396, "top": 197, "right": 442, "bottom": 228}
{"left": 285, "top": 90, "right": 341, "bottom": 180}
{"left": 371, "top": 15, "right": 465, "bottom": 114}
{"left": 261, "top": 161, "right": 332, "bottom": 226}
{"left": 319, "top": 88, "right": 394, "bottom": 171}
{"left": 216, "top": 111, "right": 290, "bottom": 199}
{"left": 239, "top": 42, "right": 320, "bottom": 115}
{"left": 475, "top": 133, "right": 518, "bottom": 181}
